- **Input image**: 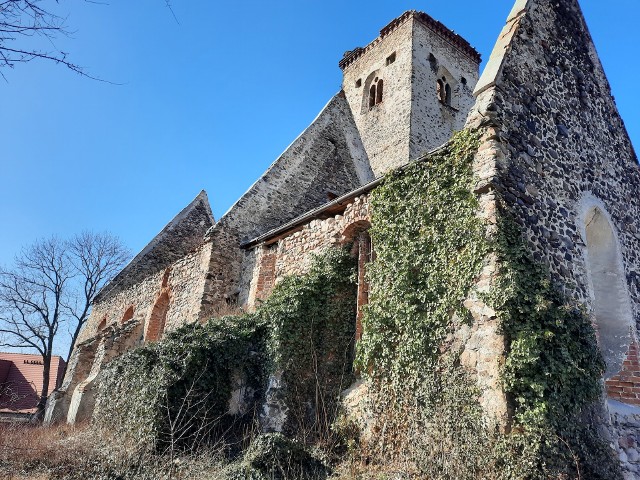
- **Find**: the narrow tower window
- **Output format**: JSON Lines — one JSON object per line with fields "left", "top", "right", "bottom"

{"left": 386, "top": 52, "right": 396, "bottom": 66}
{"left": 376, "top": 79, "right": 384, "bottom": 104}
{"left": 437, "top": 77, "right": 452, "bottom": 106}
{"left": 368, "top": 77, "right": 384, "bottom": 109}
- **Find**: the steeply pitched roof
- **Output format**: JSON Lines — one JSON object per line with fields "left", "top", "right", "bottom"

{"left": 212, "top": 92, "right": 374, "bottom": 243}
{"left": 95, "top": 190, "right": 215, "bottom": 302}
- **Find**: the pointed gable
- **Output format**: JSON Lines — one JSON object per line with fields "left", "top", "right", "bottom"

{"left": 469, "top": 0, "right": 637, "bottom": 169}
{"left": 96, "top": 191, "right": 215, "bottom": 302}
{"left": 466, "top": 0, "right": 640, "bottom": 412}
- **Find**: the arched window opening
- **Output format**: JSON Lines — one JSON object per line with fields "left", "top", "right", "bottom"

{"left": 367, "top": 76, "right": 384, "bottom": 110}
{"left": 438, "top": 75, "right": 452, "bottom": 106}
{"left": 584, "top": 207, "right": 635, "bottom": 383}
{"left": 121, "top": 306, "right": 135, "bottom": 324}
{"left": 97, "top": 317, "right": 107, "bottom": 332}
{"left": 436, "top": 79, "right": 444, "bottom": 103}
{"left": 369, "top": 84, "right": 376, "bottom": 108}
{"left": 145, "top": 291, "right": 170, "bottom": 342}
{"left": 376, "top": 79, "right": 384, "bottom": 104}
{"left": 342, "top": 221, "right": 373, "bottom": 343}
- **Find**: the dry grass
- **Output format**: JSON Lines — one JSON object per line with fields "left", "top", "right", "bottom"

{"left": 0, "top": 421, "right": 93, "bottom": 479}
{"left": 0, "top": 421, "right": 230, "bottom": 480}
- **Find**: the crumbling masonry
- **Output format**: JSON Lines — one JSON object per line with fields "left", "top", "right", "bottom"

{"left": 47, "top": 0, "right": 640, "bottom": 475}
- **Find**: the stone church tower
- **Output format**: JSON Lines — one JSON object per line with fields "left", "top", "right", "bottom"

{"left": 340, "top": 11, "right": 480, "bottom": 176}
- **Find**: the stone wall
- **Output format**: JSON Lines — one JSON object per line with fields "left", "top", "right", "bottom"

{"left": 198, "top": 94, "right": 374, "bottom": 314}
{"left": 467, "top": 0, "right": 640, "bottom": 474}
{"left": 52, "top": 240, "right": 214, "bottom": 424}
{"left": 341, "top": 18, "right": 414, "bottom": 177}
{"left": 247, "top": 196, "right": 371, "bottom": 309}
{"left": 410, "top": 16, "right": 479, "bottom": 159}
{"left": 341, "top": 11, "right": 480, "bottom": 177}
{"left": 78, "top": 241, "right": 213, "bottom": 344}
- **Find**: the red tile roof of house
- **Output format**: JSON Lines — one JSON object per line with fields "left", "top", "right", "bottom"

{"left": 0, "top": 352, "right": 66, "bottom": 415}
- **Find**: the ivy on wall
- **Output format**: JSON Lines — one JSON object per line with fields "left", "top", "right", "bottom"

{"left": 260, "top": 248, "right": 357, "bottom": 440}
{"left": 491, "top": 214, "right": 618, "bottom": 479}
{"left": 357, "top": 129, "right": 619, "bottom": 479}
{"left": 92, "top": 128, "right": 620, "bottom": 478}
{"left": 93, "top": 315, "right": 266, "bottom": 453}
{"left": 93, "top": 248, "right": 355, "bottom": 470}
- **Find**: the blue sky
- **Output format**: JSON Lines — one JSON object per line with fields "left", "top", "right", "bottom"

{"left": 1, "top": 0, "right": 639, "bottom": 271}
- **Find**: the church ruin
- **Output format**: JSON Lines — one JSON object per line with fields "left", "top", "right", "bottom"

{"left": 46, "top": 0, "right": 640, "bottom": 475}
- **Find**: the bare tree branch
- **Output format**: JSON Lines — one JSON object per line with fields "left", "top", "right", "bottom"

{"left": 0, "top": 0, "right": 172, "bottom": 81}
{"left": 0, "top": 232, "right": 130, "bottom": 418}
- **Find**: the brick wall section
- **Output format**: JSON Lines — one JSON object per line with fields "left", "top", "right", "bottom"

{"left": 247, "top": 196, "right": 370, "bottom": 309}
{"left": 606, "top": 340, "right": 640, "bottom": 405}
{"left": 253, "top": 246, "right": 277, "bottom": 304}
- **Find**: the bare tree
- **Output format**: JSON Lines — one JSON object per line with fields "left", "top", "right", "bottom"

{"left": 64, "top": 232, "right": 130, "bottom": 364}
{"left": 0, "top": 0, "right": 83, "bottom": 79}
{"left": 0, "top": 232, "right": 130, "bottom": 417}
{"left": 0, "top": 1, "right": 178, "bottom": 80}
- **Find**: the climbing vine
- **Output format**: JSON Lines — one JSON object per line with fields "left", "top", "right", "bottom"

{"left": 94, "top": 315, "right": 266, "bottom": 453}
{"left": 259, "top": 248, "right": 357, "bottom": 441}
{"left": 94, "top": 248, "right": 355, "bottom": 468}
{"left": 357, "top": 128, "right": 618, "bottom": 478}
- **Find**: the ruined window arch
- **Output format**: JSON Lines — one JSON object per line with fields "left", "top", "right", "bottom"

{"left": 97, "top": 317, "right": 107, "bottom": 332}
{"left": 583, "top": 206, "right": 634, "bottom": 381}
{"left": 436, "top": 79, "right": 444, "bottom": 103}
{"left": 342, "top": 221, "right": 373, "bottom": 343}
{"left": 436, "top": 67, "right": 456, "bottom": 108}
{"left": 145, "top": 291, "right": 170, "bottom": 342}
{"left": 120, "top": 306, "right": 135, "bottom": 324}
{"left": 369, "top": 83, "right": 377, "bottom": 108}
{"left": 437, "top": 76, "right": 452, "bottom": 106}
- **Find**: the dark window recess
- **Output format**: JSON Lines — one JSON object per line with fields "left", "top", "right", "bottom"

{"left": 428, "top": 53, "right": 438, "bottom": 70}
{"left": 386, "top": 52, "right": 396, "bottom": 66}
{"left": 355, "top": 79, "right": 362, "bottom": 88}
{"left": 369, "top": 77, "right": 384, "bottom": 109}
{"left": 437, "top": 76, "right": 452, "bottom": 106}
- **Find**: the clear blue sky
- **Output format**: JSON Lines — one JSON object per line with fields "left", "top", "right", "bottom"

{"left": 1, "top": 0, "right": 639, "bottom": 269}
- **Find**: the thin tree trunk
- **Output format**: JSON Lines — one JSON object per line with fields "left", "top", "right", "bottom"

{"left": 35, "top": 351, "right": 52, "bottom": 420}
